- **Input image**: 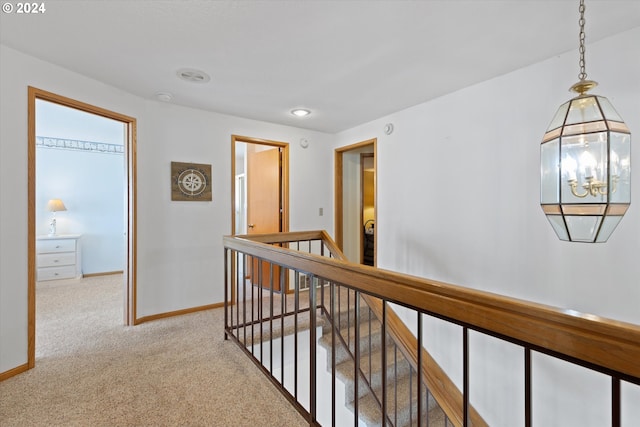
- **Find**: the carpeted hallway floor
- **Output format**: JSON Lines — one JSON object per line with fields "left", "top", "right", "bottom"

{"left": 0, "top": 275, "right": 307, "bottom": 426}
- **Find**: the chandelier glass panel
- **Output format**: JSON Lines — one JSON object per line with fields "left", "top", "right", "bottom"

{"left": 539, "top": 0, "right": 631, "bottom": 243}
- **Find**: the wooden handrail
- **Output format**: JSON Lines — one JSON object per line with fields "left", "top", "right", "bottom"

{"left": 225, "top": 232, "right": 640, "bottom": 383}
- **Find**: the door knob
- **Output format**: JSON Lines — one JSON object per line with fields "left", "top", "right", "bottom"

{"left": 248, "top": 224, "right": 255, "bottom": 229}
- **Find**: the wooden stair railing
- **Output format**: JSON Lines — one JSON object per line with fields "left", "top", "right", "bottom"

{"left": 224, "top": 230, "right": 640, "bottom": 425}
{"left": 237, "top": 230, "right": 487, "bottom": 426}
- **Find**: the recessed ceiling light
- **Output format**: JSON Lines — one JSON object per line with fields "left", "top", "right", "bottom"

{"left": 176, "top": 68, "right": 211, "bottom": 83}
{"left": 291, "top": 109, "right": 311, "bottom": 117}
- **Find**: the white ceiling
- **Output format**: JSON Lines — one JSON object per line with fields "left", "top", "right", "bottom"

{"left": 1, "top": 0, "right": 639, "bottom": 133}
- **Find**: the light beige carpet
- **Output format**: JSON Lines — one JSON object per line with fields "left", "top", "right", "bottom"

{"left": 0, "top": 275, "right": 307, "bottom": 427}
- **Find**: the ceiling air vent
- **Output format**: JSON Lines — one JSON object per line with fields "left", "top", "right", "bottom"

{"left": 176, "top": 68, "right": 211, "bottom": 84}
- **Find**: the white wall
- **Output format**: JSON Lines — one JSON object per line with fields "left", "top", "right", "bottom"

{"left": 334, "top": 28, "right": 640, "bottom": 426}
{"left": 36, "top": 147, "right": 125, "bottom": 274}
{"left": 134, "top": 102, "right": 333, "bottom": 316}
{"left": 36, "top": 98, "right": 126, "bottom": 144}
{"left": 0, "top": 44, "right": 333, "bottom": 373}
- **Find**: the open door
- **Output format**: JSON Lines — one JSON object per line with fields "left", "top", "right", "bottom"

{"left": 231, "top": 136, "right": 289, "bottom": 293}
{"left": 247, "top": 144, "right": 282, "bottom": 291}
{"left": 247, "top": 144, "right": 281, "bottom": 235}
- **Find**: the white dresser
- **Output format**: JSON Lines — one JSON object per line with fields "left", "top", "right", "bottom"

{"left": 36, "top": 234, "right": 82, "bottom": 281}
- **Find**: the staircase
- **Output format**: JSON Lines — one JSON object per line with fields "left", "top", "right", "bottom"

{"left": 226, "top": 231, "right": 640, "bottom": 427}
{"left": 241, "top": 282, "right": 451, "bottom": 426}
{"left": 318, "top": 289, "right": 449, "bottom": 427}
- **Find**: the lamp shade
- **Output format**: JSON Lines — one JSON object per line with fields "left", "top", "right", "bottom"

{"left": 540, "top": 93, "right": 631, "bottom": 242}
{"left": 46, "top": 199, "right": 67, "bottom": 212}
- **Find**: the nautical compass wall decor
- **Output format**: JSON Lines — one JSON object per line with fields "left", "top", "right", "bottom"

{"left": 171, "top": 161, "right": 212, "bottom": 201}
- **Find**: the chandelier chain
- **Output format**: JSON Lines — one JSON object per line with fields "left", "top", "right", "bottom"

{"left": 578, "top": 0, "right": 587, "bottom": 81}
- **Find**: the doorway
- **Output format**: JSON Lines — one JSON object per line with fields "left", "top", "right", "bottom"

{"left": 361, "top": 153, "right": 375, "bottom": 266}
{"left": 27, "top": 87, "right": 137, "bottom": 369}
{"left": 335, "top": 139, "right": 377, "bottom": 266}
{"left": 231, "top": 135, "right": 289, "bottom": 291}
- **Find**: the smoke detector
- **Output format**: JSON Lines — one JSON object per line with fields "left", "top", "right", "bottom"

{"left": 155, "top": 92, "right": 173, "bottom": 102}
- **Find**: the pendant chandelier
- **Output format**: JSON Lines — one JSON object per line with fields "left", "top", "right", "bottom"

{"left": 540, "top": 0, "right": 631, "bottom": 243}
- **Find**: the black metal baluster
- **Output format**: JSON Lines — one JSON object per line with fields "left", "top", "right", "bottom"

{"left": 354, "top": 291, "right": 360, "bottom": 427}
{"left": 309, "top": 274, "right": 318, "bottom": 425}
{"left": 612, "top": 377, "right": 621, "bottom": 427}
{"left": 294, "top": 271, "right": 299, "bottom": 400}
{"left": 242, "top": 252, "right": 247, "bottom": 347}
{"left": 382, "top": 301, "right": 388, "bottom": 427}
{"left": 368, "top": 306, "right": 372, "bottom": 385}
{"left": 348, "top": 289, "right": 351, "bottom": 350}
{"left": 224, "top": 248, "right": 229, "bottom": 340}
{"left": 235, "top": 252, "right": 240, "bottom": 339}
{"left": 338, "top": 285, "right": 342, "bottom": 332}
{"left": 394, "top": 344, "right": 398, "bottom": 427}
{"left": 280, "top": 266, "right": 285, "bottom": 387}
{"left": 269, "top": 263, "right": 274, "bottom": 376}
{"left": 463, "top": 327, "right": 469, "bottom": 427}
{"left": 525, "top": 347, "right": 531, "bottom": 427}
{"left": 417, "top": 312, "right": 423, "bottom": 427}
{"left": 331, "top": 282, "right": 336, "bottom": 427}
{"left": 320, "top": 242, "right": 325, "bottom": 311}
{"left": 320, "top": 276, "right": 325, "bottom": 314}
{"left": 250, "top": 254, "right": 255, "bottom": 356}
{"left": 258, "top": 258, "right": 263, "bottom": 364}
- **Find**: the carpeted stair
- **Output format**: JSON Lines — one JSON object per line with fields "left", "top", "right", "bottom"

{"left": 243, "top": 284, "right": 450, "bottom": 426}
{"left": 319, "top": 297, "right": 449, "bottom": 427}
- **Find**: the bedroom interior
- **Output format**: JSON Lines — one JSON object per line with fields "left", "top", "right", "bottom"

{"left": 35, "top": 99, "right": 126, "bottom": 278}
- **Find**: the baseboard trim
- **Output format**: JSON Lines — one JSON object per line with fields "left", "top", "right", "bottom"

{"left": 134, "top": 302, "right": 224, "bottom": 325}
{"left": 82, "top": 271, "right": 124, "bottom": 278}
{"left": 0, "top": 362, "right": 30, "bottom": 382}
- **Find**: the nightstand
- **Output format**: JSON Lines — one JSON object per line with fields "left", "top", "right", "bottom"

{"left": 36, "top": 234, "right": 82, "bottom": 281}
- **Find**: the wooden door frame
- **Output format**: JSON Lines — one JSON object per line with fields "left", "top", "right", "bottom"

{"left": 230, "top": 135, "right": 289, "bottom": 236}
{"left": 230, "top": 135, "right": 289, "bottom": 297}
{"left": 27, "top": 87, "right": 137, "bottom": 368}
{"left": 334, "top": 138, "right": 377, "bottom": 265}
